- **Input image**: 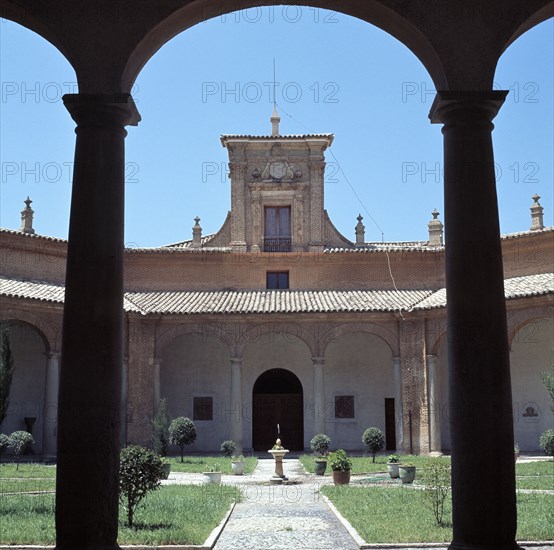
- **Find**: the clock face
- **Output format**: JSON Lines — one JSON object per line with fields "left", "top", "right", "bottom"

{"left": 269, "top": 161, "right": 287, "bottom": 180}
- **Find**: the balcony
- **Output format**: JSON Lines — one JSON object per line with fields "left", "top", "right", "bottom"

{"left": 263, "top": 237, "right": 292, "bottom": 252}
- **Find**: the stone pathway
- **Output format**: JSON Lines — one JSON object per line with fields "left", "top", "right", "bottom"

{"left": 212, "top": 458, "right": 359, "bottom": 550}
{"left": 162, "top": 458, "right": 554, "bottom": 550}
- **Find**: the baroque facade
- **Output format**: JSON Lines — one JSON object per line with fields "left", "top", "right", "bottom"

{"left": 1, "top": 112, "right": 552, "bottom": 457}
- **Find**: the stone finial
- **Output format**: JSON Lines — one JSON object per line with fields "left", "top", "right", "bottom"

{"left": 530, "top": 194, "right": 544, "bottom": 231}
{"left": 20, "top": 196, "right": 35, "bottom": 234}
{"left": 270, "top": 105, "right": 280, "bottom": 137}
{"left": 428, "top": 209, "right": 443, "bottom": 245}
{"left": 192, "top": 216, "right": 202, "bottom": 248}
{"left": 355, "top": 214, "right": 365, "bottom": 247}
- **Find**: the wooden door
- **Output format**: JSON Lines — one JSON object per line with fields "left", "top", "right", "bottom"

{"left": 252, "top": 393, "right": 303, "bottom": 451}
{"left": 385, "top": 397, "right": 396, "bottom": 450}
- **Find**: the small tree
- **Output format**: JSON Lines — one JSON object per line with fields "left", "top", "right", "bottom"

{"left": 310, "top": 434, "right": 331, "bottom": 456}
{"left": 119, "top": 445, "right": 165, "bottom": 527}
{"left": 0, "top": 327, "right": 15, "bottom": 426}
{"left": 168, "top": 417, "right": 196, "bottom": 462}
{"left": 421, "top": 458, "right": 452, "bottom": 525}
{"left": 8, "top": 431, "right": 34, "bottom": 470}
{"left": 152, "top": 398, "right": 171, "bottom": 457}
{"left": 362, "top": 427, "right": 385, "bottom": 463}
{"left": 539, "top": 429, "right": 554, "bottom": 456}
{"left": 0, "top": 433, "right": 9, "bottom": 462}
{"left": 220, "top": 440, "right": 237, "bottom": 458}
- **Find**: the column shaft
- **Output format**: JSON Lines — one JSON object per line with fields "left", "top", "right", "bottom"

{"left": 42, "top": 352, "right": 60, "bottom": 458}
{"left": 153, "top": 359, "right": 161, "bottom": 413}
{"left": 56, "top": 93, "right": 139, "bottom": 549}
{"left": 426, "top": 354, "right": 441, "bottom": 453}
{"left": 229, "top": 358, "right": 243, "bottom": 453}
{"left": 393, "top": 356, "right": 404, "bottom": 451}
{"left": 430, "top": 91, "right": 517, "bottom": 549}
{"left": 313, "top": 357, "right": 325, "bottom": 435}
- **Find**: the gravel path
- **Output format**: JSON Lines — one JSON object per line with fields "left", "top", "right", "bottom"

{"left": 213, "top": 458, "right": 359, "bottom": 550}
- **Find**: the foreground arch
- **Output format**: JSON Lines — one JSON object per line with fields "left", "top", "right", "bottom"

{"left": 0, "top": 2, "right": 552, "bottom": 549}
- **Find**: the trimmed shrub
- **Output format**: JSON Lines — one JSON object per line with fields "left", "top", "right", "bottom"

{"left": 119, "top": 445, "right": 165, "bottom": 527}
{"left": 8, "top": 431, "right": 34, "bottom": 469}
{"left": 152, "top": 398, "right": 171, "bottom": 457}
{"left": 0, "top": 433, "right": 9, "bottom": 460}
{"left": 220, "top": 440, "right": 237, "bottom": 458}
{"left": 539, "top": 429, "right": 554, "bottom": 456}
{"left": 169, "top": 417, "right": 197, "bottom": 462}
{"left": 310, "top": 434, "right": 331, "bottom": 456}
{"left": 362, "top": 427, "right": 385, "bottom": 463}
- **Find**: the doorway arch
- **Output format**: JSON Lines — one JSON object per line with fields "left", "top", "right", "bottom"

{"left": 252, "top": 368, "right": 304, "bottom": 451}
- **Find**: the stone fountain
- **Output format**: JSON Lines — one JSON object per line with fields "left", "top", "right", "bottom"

{"left": 268, "top": 436, "right": 289, "bottom": 484}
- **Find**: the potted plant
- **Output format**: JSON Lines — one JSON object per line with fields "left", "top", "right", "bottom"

{"left": 231, "top": 455, "right": 246, "bottom": 475}
{"left": 328, "top": 449, "right": 352, "bottom": 485}
{"left": 203, "top": 463, "right": 222, "bottom": 484}
{"left": 399, "top": 463, "right": 416, "bottom": 484}
{"left": 387, "top": 454, "right": 400, "bottom": 478}
{"left": 310, "top": 434, "right": 331, "bottom": 476}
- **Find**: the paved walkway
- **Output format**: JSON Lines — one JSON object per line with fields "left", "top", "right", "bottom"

{"left": 211, "top": 458, "right": 358, "bottom": 550}
{"left": 162, "top": 458, "right": 554, "bottom": 550}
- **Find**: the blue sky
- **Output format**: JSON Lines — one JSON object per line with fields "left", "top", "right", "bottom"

{"left": 0, "top": 8, "right": 552, "bottom": 247}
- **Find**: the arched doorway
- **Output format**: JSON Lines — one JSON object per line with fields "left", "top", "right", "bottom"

{"left": 252, "top": 368, "right": 303, "bottom": 451}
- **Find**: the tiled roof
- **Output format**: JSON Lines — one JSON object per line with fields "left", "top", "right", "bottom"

{"left": 0, "top": 276, "right": 140, "bottom": 312}
{"left": 0, "top": 228, "right": 67, "bottom": 243}
{"left": 0, "top": 277, "right": 65, "bottom": 303}
{"left": 1, "top": 273, "right": 551, "bottom": 316}
{"left": 414, "top": 272, "right": 554, "bottom": 310}
{"left": 325, "top": 241, "right": 443, "bottom": 253}
{"left": 501, "top": 226, "right": 554, "bottom": 240}
{"left": 124, "top": 289, "right": 433, "bottom": 315}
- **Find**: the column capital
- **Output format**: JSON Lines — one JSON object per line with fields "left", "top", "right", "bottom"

{"left": 63, "top": 93, "right": 141, "bottom": 129}
{"left": 230, "top": 357, "right": 243, "bottom": 367}
{"left": 312, "top": 356, "right": 325, "bottom": 366}
{"left": 46, "top": 351, "right": 61, "bottom": 360}
{"left": 429, "top": 90, "right": 508, "bottom": 125}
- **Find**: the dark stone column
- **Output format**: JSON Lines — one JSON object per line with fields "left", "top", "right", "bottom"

{"left": 56, "top": 94, "right": 140, "bottom": 549}
{"left": 430, "top": 91, "right": 518, "bottom": 550}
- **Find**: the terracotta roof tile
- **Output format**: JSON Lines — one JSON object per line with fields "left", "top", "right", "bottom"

{"left": 0, "top": 273, "right": 551, "bottom": 315}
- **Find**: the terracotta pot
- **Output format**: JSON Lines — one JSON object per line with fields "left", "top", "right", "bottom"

{"left": 332, "top": 469, "right": 351, "bottom": 485}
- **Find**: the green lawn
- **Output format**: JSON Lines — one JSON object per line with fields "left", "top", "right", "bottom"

{"left": 167, "top": 455, "right": 258, "bottom": 474}
{"left": 516, "top": 460, "right": 554, "bottom": 490}
{"left": 322, "top": 485, "right": 554, "bottom": 543}
{"left": 0, "top": 462, "right": 56, "bottom": 478}
{"left": 0, "top": 484, "right": 238, "bottom": 545}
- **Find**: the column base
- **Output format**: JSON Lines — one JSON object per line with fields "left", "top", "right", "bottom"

{"left": 449, "top": 542, "right": 521, "bottom": 550}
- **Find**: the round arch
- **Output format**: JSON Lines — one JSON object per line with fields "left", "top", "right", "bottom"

{"left": 252, "top": 368, "right": 304, "bottom": 451}
{"left": 0, "top": 309, "right": 59, "bottom": 354}
{"left": 122, "top": 1, "right": 446, "bottom": 92}
{"left": 322, "top": 322, "right": 398, "bottom": 357}
{"left": 154, "top": 321, "right": 231, "bottom": 360}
